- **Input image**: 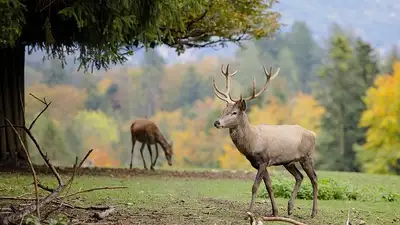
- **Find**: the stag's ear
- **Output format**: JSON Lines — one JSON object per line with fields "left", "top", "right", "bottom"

{"left": 238, "top": 99, "right": 246, "bottom": 111}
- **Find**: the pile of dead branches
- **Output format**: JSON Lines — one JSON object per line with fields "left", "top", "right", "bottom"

{"left": 0, "top": 94, "right": 127, "bottom": 225}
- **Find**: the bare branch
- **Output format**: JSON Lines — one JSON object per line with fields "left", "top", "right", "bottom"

{"left": 60, "top": 186, "right": 128, "bottom": 199}
{"left": 4, "top": 118, "right": 40, "bottom": 220}
{"left": 29, "top": 93, "right": 47, "bottom": 105}
{"left": 37, "top": 183, "right": 54, "bottom": 192}
{"left": 28, "top": 100, "right": 52, "bottom": 130}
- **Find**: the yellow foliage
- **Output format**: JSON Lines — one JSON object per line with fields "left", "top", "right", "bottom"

{"left": 218, "top": 143, "right": 253, "bottom": 170}
{"left": 249, "top": 97, "right": 291, "bottom": 125}
{"left": 73, "top": 110, "right": 119, "bottom": 158}
{"left": 358, "top": 60, "right": 400, "bottom": 174}
{"left": 291, "top": 92, "right": 326, "bottom": 134}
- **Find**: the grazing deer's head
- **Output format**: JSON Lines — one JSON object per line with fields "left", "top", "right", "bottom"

{"left": 165, "top": 141, "right": 174, "bottom": 166}
{"left": 213, "top": 64, "right": 280, "bottom": 129}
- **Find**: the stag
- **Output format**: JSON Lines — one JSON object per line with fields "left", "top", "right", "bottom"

{"left": 212, "top": 64, "right": 318, "bottom": 218}
{"left": 130, "top": 118, "right": 173, "bottom": 170}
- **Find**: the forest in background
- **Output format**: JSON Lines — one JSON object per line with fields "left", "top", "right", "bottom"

{"left": 24, "top": 21, "right": 400, "bottom": 175}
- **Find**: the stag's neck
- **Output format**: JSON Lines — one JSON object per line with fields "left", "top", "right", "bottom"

{"left": 229, "top": 113, "right": 257, "bottom": 156}
{"left": 156, "top": 133, "right": 169, "bottom": 152}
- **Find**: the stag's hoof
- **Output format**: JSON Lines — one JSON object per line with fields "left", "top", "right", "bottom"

{"left": 144, "top": 167, "right": 148, "bottom": 170}
{"left": 311, "top": 211, "right": 317, "bottom": 218}
{"left": 150, "top": 166, "right": 155, "bottom": 171}
{"left": 287, "top": 206, "right": 293, "bottom": 216}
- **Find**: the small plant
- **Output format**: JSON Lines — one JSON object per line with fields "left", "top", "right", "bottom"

{"left": 258, "top": 177, "right": 362, "bottom": 201}
{"left": 24, "top": 215, "right": 40, "bottom": 225}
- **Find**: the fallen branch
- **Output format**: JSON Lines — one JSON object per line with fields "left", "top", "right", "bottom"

{"left": 93, "top": 207, "right": 115, "bottom": 220}
{"left": 247, "top": 212, "right": 307, "bottom": 225}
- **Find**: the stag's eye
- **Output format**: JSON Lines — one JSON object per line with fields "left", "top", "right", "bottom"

{"left": 232, "top": 112, "right": 237, "bottom": 115}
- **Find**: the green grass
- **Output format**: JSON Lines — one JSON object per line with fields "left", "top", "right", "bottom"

{"left": 0, "top": 170, "right": 399, "bottom": 225}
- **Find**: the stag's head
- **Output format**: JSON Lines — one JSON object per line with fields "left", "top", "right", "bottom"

{"left": 165, "top": 141, "right": 174, "bottom": 166}
{"left": 212, "top": 64, "right": 280, "bottom": 129}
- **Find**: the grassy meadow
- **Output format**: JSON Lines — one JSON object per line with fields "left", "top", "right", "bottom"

{"left": 0, "top": 168, "right": 399, "bottom": 225}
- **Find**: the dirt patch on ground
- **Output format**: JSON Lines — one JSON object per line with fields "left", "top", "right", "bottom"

{"left": 16, "top": 197, "right": 268, "bottom": 225}
{"left": 0, "top": 165, "right": 256, "bottom": 181}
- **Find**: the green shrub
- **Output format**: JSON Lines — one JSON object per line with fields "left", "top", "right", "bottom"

{"left": 258, "top": 177, "right": 362, "bottom": 201}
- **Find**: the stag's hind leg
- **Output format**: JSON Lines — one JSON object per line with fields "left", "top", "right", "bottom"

{"left": 300, "top": 157, "right": 318, "bottom": 218}
{"left": 139, "top": 143, "right": 148, "bottom": 170}
{"left": 147, "top": 143, "right": 155, "bottom": 171}
{"left": 284, "top": 163, "right": 304, "bottom": 216}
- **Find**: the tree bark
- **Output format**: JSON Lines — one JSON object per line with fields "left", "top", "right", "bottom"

{"left": 0, "top": 44, "right": 27, "bottom": 167}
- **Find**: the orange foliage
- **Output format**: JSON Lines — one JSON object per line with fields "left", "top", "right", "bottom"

{"left": 26, "top": 84, "right": 87, "bottom": 123}
{"left": 88, "top": 149, "right": 120, "bottom": 167}
{"left": 97, "top": 78, "right": 113, "bottom": 94}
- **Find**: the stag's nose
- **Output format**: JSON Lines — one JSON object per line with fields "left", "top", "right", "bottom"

{"left": 214, "top": 120, "right": 220, "bottom": 128}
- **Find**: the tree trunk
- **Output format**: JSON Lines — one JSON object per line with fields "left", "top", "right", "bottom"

{"left": 0, "top": 44, "right": 27, "bottom": 167}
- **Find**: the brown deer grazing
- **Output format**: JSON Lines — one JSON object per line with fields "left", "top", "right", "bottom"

{"left": 130, "top": 119, "right": 173, "bottom": 170}
{"left": 212, "top": 64, "right": 318, "bottom": 218}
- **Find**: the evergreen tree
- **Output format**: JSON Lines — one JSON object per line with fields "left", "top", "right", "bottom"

{"left": 382, "top": 45, "right": 399, "bottom": 74}
{"left": 179, "top": 66, "right": 202, "bottom": 107}
{"left": 0, "top": 0, "right": 281, "bottom": 166}
{"left": 40, "top": 119, "right": 73, "bottom": 165}
{"left": 42, "top": 59, "right": 67, "bottom": 87}
{"left": 316, "top": 35, "right": 380, "bottom": 172}
{"left": 316, "top": 34, "right": 355, "bottom": 171}
{"left": 287, "top": 21, "right": 322, "bottom": 94}
{"left": 140, "top": 49, "right": 165, "bottom": 117}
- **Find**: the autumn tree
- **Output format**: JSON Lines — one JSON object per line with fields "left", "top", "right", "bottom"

{"left": 357, "top": 61, "right": 400, "bottom": 174}
{"left": 0, "top": 0, "right": 281, "bottom": 166}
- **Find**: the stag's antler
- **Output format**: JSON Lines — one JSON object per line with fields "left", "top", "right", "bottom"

{"left": 212, "top": 64, "right": 237, "bottom": 104}
{"left": 232, "top": 65, "right": 280, "bottom": 102}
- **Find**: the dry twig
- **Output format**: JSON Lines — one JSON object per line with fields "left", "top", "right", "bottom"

{"left": 4, "top": 118, "right": 40, "bottom": 219}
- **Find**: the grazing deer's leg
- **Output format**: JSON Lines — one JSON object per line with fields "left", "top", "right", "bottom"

{"left": 152, "top": 144, "right": 159, "bottom": 168}
{"left": 130, "top": 139, "right": 136, "bottom": 169}
{"left": 284, "top": 164, "right": 304, "bottom": 216}
{"left": 300, "top": 157, "right": 318, "bottom": 218}
{"left": 249, "top": 163, "right": 267, "bottom": 213}
{"left": 147, "top": 143, "right": 154, "bottom": 171}
{"left": 139, "top": 142, "right": 147, "bottom": 170}
{"left": 263, "top": 168, "right": 278, "bottom": 216}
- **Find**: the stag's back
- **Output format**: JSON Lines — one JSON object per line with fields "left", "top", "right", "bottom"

{"left": 254, "top": 124, "right": 316, "bottom": 164}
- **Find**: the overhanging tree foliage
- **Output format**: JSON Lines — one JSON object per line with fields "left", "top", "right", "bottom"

{"left": 0, "top": 0, "right": 281, "bottom": 166}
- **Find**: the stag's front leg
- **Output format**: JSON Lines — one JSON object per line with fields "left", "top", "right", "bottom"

{"left": 152, "top": 144, "right": 159, "bottom": 169}
{"left": 248, "top": 163, "right": 267, "bottom": 213}
{"left": 263, "top": 168, "right": 278, "bottom": 216}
